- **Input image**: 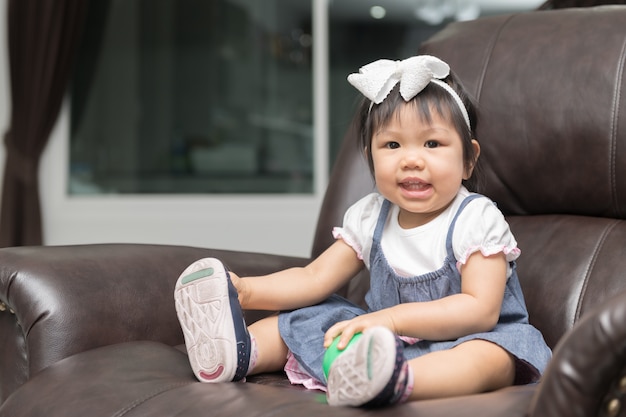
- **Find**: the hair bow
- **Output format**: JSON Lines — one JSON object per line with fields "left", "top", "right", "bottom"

{"left": 347, "top": 55, "right": 450, "bottom": 104}
{"left": 347, "top": 55, "right": 471, "bottom": 128}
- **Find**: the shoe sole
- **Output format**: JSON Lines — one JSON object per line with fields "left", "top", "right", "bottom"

{"left": 326, "top": 327, "right": 398, "bottom": 407}
{"left": 174, "top": 258, "right": 249, "bottom": 382}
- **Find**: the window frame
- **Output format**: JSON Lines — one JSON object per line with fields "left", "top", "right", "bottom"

{"left": 39, "top": 0, "right": 329, "bottom": 257}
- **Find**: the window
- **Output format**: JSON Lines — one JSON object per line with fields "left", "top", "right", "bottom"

{"left": 70, "top": 0, "right": 313, "bottom": 194}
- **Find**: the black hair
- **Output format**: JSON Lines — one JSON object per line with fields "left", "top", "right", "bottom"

{"left": 355, "top": 70, "right": 483, "bottom": 192}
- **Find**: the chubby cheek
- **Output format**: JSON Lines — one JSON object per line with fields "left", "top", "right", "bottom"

{"left": 371, "top": 157, "right": 392, "bottom": 183}
{"left": 372, "top": 163, "right": 398, "bottom": 194}
{"left": 371, "top": 150, "right": 398, "bottom": 171}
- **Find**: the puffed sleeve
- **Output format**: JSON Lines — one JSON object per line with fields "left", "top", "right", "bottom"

{"left": 452, "top": 197, "right": 521, "bottom": 276}
{"left": 332, "top": 193, "right": 383, "bottom": 267}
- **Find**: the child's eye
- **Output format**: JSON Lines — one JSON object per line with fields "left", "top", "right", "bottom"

{"left": 425, "top": 140, "right": 440, "bottom": 149}
{"left": 385, "top": 141, "right": 400, "bottom": 149}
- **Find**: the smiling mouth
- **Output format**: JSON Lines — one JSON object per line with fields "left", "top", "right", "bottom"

{"left": 400, "top": 180, "right": 430, "bottom": 191}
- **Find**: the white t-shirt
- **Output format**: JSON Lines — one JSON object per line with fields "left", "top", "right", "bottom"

{"left": 333, "top": 187, "right": 520, "bottom": 278}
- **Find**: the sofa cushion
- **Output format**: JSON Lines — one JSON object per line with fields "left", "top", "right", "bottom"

{"left": 0, "top": 340, "right": 536, "bottom": 417}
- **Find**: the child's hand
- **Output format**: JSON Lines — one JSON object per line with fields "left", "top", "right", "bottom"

{"left": 228, "top": 271, "right": 248, "bottom": 308}
{"left": 323, "top": 322, "right": 356, "bottom": 351}
{"left": 324, "top": 311, "right": 395, "bottom": 350}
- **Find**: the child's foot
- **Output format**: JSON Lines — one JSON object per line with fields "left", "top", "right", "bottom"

{"left": 326, "top": 326, "right": 407, "bottom": 407}
{"left": 174, "top": 257, "right": 250, "bottom": 382}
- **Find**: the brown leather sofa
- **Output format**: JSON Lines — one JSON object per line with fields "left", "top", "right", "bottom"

{"left": 2, "top": 6, "right": 626, "bottom": 417}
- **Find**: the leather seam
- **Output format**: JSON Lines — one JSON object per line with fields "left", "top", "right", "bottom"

{"left": 573, "top": 220, "right": 620, "bottom": 324}
{"left": 474, "top": 13, "right": 517, "bottom": 102}
{"left": 111, "top": 381, "right": 195, "bottom": 417}
{"left": 609, "top": 37, "right": 626, "bottom": 216}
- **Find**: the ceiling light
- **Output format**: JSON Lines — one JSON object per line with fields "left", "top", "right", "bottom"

{"left": 370, "top": 6, "right": 386, "bottom": 19}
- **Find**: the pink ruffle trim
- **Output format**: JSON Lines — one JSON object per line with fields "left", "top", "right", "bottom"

{"left": 456, "top": 245, "right": 521, "bottom": 271}
{"left": 332, "top": 227, "right": 364, "bottom": 260}
{"left": 284, "top": 352, "right": 327, "bottom": 392}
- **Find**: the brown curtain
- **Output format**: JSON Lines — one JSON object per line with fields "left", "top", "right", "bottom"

{"left": 0, "top": 0, "right": 88, "bottom": 247}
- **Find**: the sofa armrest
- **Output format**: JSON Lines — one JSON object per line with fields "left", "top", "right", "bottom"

{"left": 529, "top": 289, "right": 626, "bottom": 417}
{"left": 0, "top": 243, "right": 308, "bottom": 403}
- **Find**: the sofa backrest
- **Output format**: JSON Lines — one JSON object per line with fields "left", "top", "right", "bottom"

{"left": 312, "top": 6, "right": 626, "bottom": 349}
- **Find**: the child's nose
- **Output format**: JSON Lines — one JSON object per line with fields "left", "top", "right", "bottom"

{"left": 401, "top": 150, "right": 424, "bottom": 169}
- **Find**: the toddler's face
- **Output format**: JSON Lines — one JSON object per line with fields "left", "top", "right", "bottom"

{"left": 370, "top": 104, "right": 475, "bottom": 229}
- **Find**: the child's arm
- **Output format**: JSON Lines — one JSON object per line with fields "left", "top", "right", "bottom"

{"left": 233, "top": 239, "right": 364, "bottom": 312}
{"left": 326, "top": 251, "right": 508, "bottom": 349}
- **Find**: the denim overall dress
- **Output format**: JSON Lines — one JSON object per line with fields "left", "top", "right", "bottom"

{"left": 278, "top": 194, "right": 552, "bottom": 385}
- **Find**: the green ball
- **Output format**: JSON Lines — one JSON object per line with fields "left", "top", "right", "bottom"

{"left": 322, "top": 332, "right": 362, "bottom": 379}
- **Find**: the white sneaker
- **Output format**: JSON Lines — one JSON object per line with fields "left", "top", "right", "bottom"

{"left": 174, "top": 257, "right": 250, "bottom": 382}
{"left": 326, "top": 326, "right": 406, "bottom": 407}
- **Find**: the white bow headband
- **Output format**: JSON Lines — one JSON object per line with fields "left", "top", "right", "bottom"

{"left": 347, "top": 55, "right": 471, "bottom": 129}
